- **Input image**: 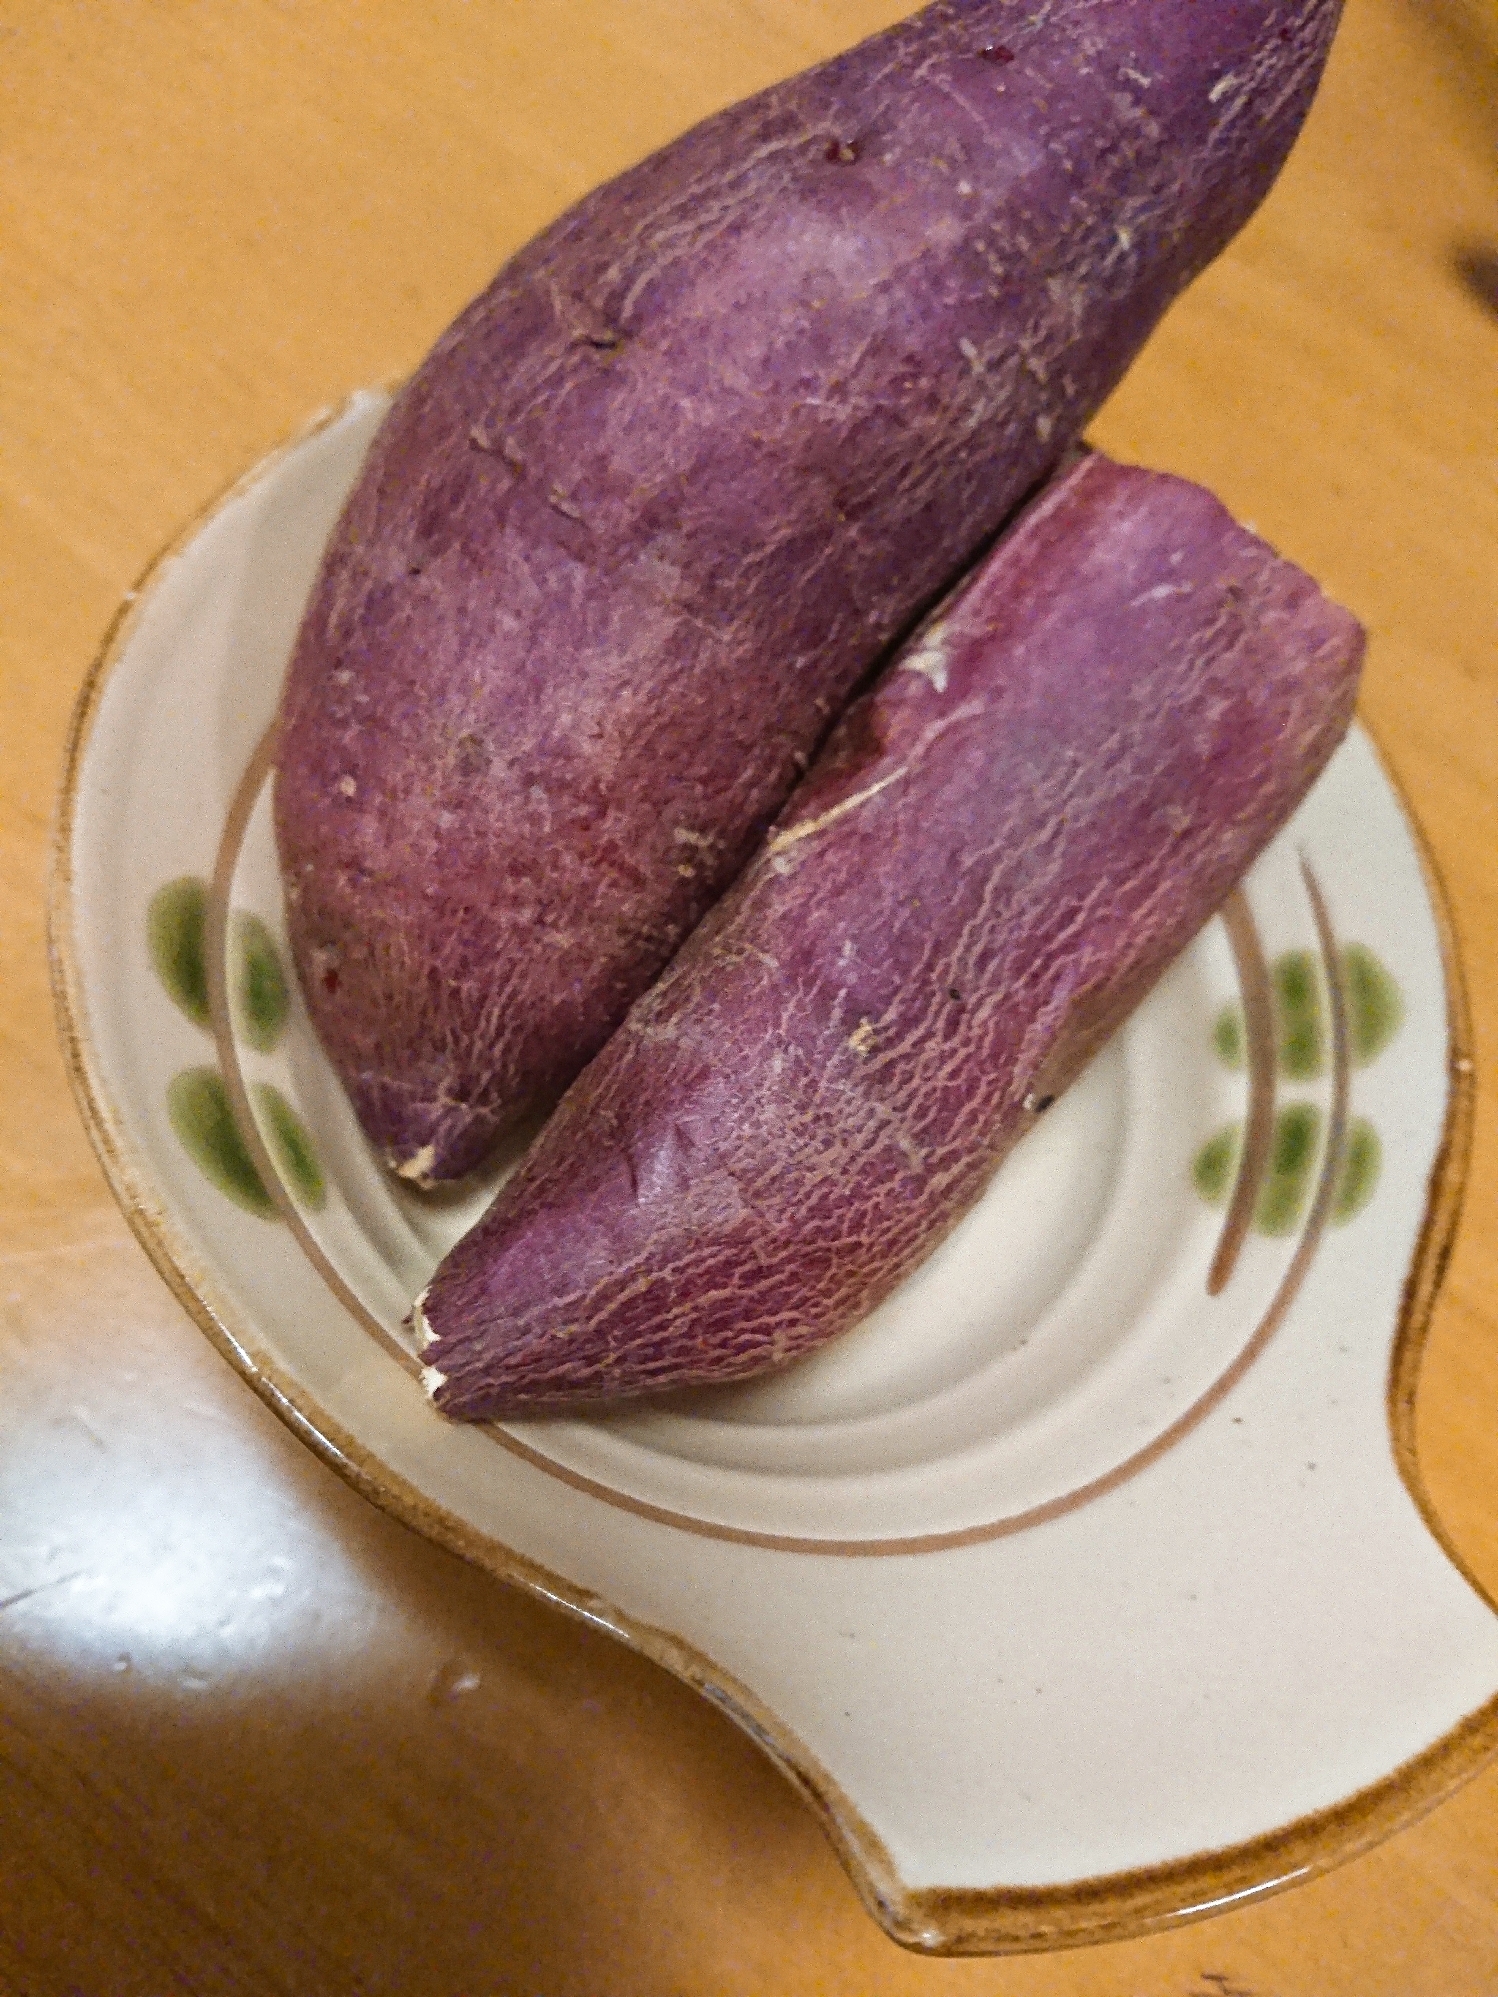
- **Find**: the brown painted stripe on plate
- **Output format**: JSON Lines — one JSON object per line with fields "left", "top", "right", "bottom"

{"left": 207, "top": 723, "right": 423, "bottom": 1381}
{"left": 1209, "top": 886, "right": 1278, "bottom": 1296}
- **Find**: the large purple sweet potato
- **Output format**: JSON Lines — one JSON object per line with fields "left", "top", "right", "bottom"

{"left": 276, "top": 0, "right": 1342, "bottom": 1184}
{"left": 418, "top": 453, "right": 1363, "bottom": 1417}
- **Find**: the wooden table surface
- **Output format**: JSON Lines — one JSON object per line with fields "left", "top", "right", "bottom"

{"left": 4, "top": 2, "right": 1497, "bottom": 1990}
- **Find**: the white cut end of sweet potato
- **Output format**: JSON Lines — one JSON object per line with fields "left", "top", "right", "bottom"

{"left": 412, "top": 1294, "right": 448, "bottom": 1399}
{"left": 900, "top": 624, "right": 949, "bottom": 693}
{"left": 394, "top": 1143, "right": 438, "bottom": 1185}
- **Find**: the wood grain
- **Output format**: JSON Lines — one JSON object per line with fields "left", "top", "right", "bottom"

{"left": 3, "top": 2, "right": 1497, "bottom": 1989}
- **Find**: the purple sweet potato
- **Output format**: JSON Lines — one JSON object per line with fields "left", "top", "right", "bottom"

{"left": 275, "top": 0, "right": 1343, "bottom": 1184}
{"left": 417, "top": 452, "right": 1364, "bottom": 1417}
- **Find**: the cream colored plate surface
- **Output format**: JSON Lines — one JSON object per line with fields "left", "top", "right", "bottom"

{"left": 53, "top": 393, "right": 1498, "bottom": 1952}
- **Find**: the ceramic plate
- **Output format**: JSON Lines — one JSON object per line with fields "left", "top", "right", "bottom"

{"left": 52, "top": 393, "right": 1498, "bottom": 1955}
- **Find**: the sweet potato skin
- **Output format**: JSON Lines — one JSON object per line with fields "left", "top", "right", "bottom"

{"left": 276, "top": 0, "right": 1343, "bottom": 1181}
{"left": 419, "top": 453, "right": 1364, "bottom": 1417}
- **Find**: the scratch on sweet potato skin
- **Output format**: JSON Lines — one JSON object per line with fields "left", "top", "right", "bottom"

{"left": 420, "top": 453, "right": 1365, "bottom": 1418}
{"left": 275, "top": 0, "right": 1345, "bottom": 1181}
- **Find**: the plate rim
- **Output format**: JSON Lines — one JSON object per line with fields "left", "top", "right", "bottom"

{"left": 47, "top": 389, "right": 1498, "bottom": 1957}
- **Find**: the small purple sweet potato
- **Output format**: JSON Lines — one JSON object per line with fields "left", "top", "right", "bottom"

{"left": 418, "top": 452, "right": 1364, "bottom": 1417}
{"left": 275, "top": 0, "right": 1343, "bottom": 1184}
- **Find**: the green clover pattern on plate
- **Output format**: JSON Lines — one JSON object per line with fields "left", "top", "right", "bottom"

{"left": 148, "top": 877, "right": 325, "bottom": 1218}
{"left": 1195, "top": 943, "right": 1403, "bottom": 1235}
